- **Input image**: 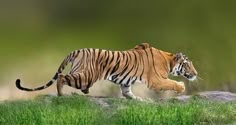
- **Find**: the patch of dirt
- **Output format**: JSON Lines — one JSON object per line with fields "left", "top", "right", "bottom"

{"left": 89, "top": 96, "right": 111, "bottom": 108}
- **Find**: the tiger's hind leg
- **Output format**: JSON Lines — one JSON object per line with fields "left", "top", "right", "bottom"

{"left": 57, "top": 72, "right": 94, "bottom": 96}
{"left": 57, "top": 74, "right": 66, "bottom": 96}
{"left": 120, "top": 84, "right": 143, "bottom": 101}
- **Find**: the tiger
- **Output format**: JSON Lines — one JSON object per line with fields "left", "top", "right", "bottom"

{"left": 16, "top": 43, "right": 198, "bottom": 100}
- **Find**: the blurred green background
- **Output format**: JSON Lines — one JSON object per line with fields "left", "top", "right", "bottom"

{"left": 0, "top": 0, "right": 236, "bottom": 98}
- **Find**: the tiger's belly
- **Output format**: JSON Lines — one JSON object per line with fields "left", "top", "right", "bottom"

{"left": 106, "top": 75, "right": 141, "bottom": 86}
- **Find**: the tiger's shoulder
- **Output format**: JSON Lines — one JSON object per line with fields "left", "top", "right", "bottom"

{"left": 133, "top": 43, "right": 151, "bottom": 50}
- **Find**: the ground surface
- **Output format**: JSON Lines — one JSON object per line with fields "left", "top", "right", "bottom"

{"left": 0, "top": 91, "right": 235, "bottom": 125}
{"left": 175, "top": 91, "right": 236, "bottom": 102}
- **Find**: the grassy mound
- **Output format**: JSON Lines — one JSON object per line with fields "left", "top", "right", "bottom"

{"left": 0, "top": 95, "right": 235, "bottom": 125}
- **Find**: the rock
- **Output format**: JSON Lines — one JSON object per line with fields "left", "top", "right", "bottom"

{"left": 78, "top": 91, "right": 236, "bottom": 105}
{"left": 175, "top": 91, "right": 236, "bottom": 102}
{"left": 89, "top": 96, "right": 110, "bottom": 108}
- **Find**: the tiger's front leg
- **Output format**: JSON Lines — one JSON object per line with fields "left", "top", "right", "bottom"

{"left": 120, "top": 85, "right": 143, "bottom": 101}
{"left": 150, "top": 79, "right": 185, "bottom": 93}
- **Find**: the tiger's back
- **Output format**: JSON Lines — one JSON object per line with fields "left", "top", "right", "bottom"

{"left": 67, "top": 48, "right": 147, "bottom": 90}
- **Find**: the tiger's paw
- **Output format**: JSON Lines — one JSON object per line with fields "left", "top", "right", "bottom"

{"left": 144, "top": 98, "right": 154, "bottom": 102}
{"left": 175, "top": 81, "right": 185, "bottom": 94}
{"left": 135, "top": 96, "right": 143, "bottom": 101}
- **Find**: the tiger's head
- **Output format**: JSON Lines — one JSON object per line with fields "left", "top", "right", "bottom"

{"left": 170, "top": 53, "right": 198, "bottom": 81}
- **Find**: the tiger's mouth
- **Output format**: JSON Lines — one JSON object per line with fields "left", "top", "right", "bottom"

{"left": 184, "top": 73, "right": 197, "bottom": 81}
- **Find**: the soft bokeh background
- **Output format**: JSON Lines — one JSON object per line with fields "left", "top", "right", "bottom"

{"left": 0, "top": 0, "right": 236, "bottom": 100}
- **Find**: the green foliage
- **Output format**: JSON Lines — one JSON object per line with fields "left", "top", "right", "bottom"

{"left": 0, "top": 95, "right": 235, "bottom": 125}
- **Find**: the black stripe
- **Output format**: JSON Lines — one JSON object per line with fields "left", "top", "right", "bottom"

{"left": 34, "top": 85, "right": 47, "bottom": 90}
{"left": 136, "top": 50, "right": 145, "bottom": 80}
{"left": 143, "top": 49, "right": 150, "bottom": 66}
{"left": 131, "top": 77, "right": 138, "bottom": 84}
{"left": 178, "top": 63, "right": 183, "bottom": 70}
{"left": 72, "top": 75, "right": 79, "bottom": 89}
{"left": 125, "top": 77, "right": 131, "bottom": 86}
{"left": 70, "top": 49, "right": 84, "bottom": 73}
{"left": 35, "top": 80, "right": 54, "bottom": 91}
{"left": 71, "top": 61, "right": 82, "bottom": 73}
{"left": 81, "top": 89, "right": 89, "bottom": 94}
{"left": 111, "top": 74, "right": 119, "bottom": 81}
{"left": 104, "top": 68, "right": 111, "bottom": 80}
{"left": 82, "top": 49, "right": 85, "bottom": 59}
{"left": 119, "top": 64, "right": 135, "bottom": 84}
{"left": 139, "top": 44, "right": 146, "bottom": 49}
{"left": 119, "top": 52, "right": 135, "bottom": 84}
{"left": 73, "top": 50, "right": 79, "bottom": 61}
{"left": 140, "top": 69, "right": 144, "bottom": 81}
{"left": 70, "top": 50, "right": 80, "bottom": 73}
{"left": 102, "top": 50, "right": 108, "bottom": 64}
{"left": 88, "top": 59, "right": 94, "bottom": 85}
{"left": 99, "top": 50, "right": 107, "bottom": 64}
{"left": 119, "top": 52, "right": 130, "bottom": 76}
{"left": 179, "top": 64, "right": 184, "bottom": 73}
{"left": 70, "top": 50, "right": 76, "bottom": 61}
{"left": 70, "top": 50, "right": 82, "bottom": 73}
{"left": 75, "top": 50, "right": 80, "bottom": 58}
{"left": 91, "top": 49, "right": 96, "bottom": 70}
{"left": 92, "top": 48, "right": 96, "bottom": 59}
{"left": 80, "top": 49, "right": 85, "bottom": 66}
{"left": 84, "top": 72, "right": 88, "bottom": 87}
{"left": 150, "top": 48, "right": 160, "bottom": 78}
{"left": 92, "top": 49, "right": 98, "bottom": 80}
{"left": 78, "top": 74, "right": 82, "bottom": 89}
{"left": 104, "top": 51, "right": 115, "bottom": 79}
{"left": 132, "top": 51, "right": 137, "bottom": 64}
{"left": 87, "top": 48, "right": 91, "bottom": 55}
{"left": 88, "top": 49, "right": 95, "bottom": 82}
{"left": 86, "top": 72, "right": 92, "bottom": 89}
{"left": 127, "top": 51, "right": 132, "bottom": 62}
{"left": 132, "top": 51, "right": 139, "bottom": 76}
{"left": 85, "top": 49, "right": 92, "bottom": 73}
{"left": 110, "top": 52, "right": 120, "bottom": 76}
{"left": 53, "top": 73, "right": 58, "bottom": 80}
{"left": 119, "top": 64, "right": 129, "bottom": 77}
{"left": 65, "top": 75, "right": 71, "bottom": 86}
{"left": 110, "top": 51, "right": 115, "bottom": 63}
{"left": 97, "top": 49, "right": 102, "bottom": 63}
{"left": 65, "top": 54, "right": 70, "bottom": 62}
{"left": 87, "top": 78, "right": 92, "bottom": 89}
{"left": 102, "top": 51, "right": 111, "bottom": 70}
{"left": 114, "top": 78, "right": 119, "bottom": 83}
{"left": 124, "top": 84, "right": 130, "bottom": 87}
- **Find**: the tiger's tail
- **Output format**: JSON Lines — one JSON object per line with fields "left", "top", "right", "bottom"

{"left": 15, "top": 73, "right": 58, "bottom": 91}
{"left": 15, "top": 50, "right": 78, "bottom": 91}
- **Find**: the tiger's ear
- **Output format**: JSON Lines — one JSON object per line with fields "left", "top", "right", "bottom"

{"left": 174, "top": 52, "right": 183, "bottom": 62}
{"left": 134, "top": 43, "right": 151, "bottom": 50}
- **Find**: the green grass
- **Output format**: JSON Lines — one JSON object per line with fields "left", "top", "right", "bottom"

{"left": 111, "top": 98, "right": 236, "bottom": 125}
{"left": 0, "top": 95, "right": 235, "bottom": 125}
{"left": 0, "top": 95, "right": 104, "bottom": 125}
